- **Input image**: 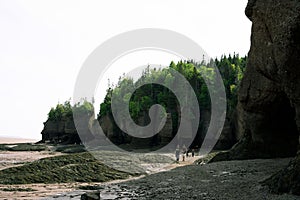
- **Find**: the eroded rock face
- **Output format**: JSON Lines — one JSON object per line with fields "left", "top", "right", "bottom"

{"left": 240, "top": 0, "right": 300, "bottom": 158}
{"left": 41, "top": 118, "right": 81, "bottom": 144}
{"left": 213, "top": 0, "right": 300, "bottom": 160}
{"left": 41, "top": 113, "right": 95, "bottom": 145}
{"left": 212, "top": 0, "right": 300, "bottom": 195}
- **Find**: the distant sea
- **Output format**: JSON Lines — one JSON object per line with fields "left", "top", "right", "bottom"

{"left": 0, "top": 136, "right": 38, "bottom": 144}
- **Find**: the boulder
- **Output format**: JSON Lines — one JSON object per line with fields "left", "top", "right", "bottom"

{"left": 81, "top": 192, "right": 100, "bottom": 200}
{"left": 263, "top": 153, "right": 300, "bottom": 195}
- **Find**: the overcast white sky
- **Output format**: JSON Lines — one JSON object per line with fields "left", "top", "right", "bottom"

{"left": 0, "top": 0, "right": 251, "bottom": 140}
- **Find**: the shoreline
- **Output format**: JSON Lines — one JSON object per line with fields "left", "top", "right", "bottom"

{"left": 0, "top": 150, "right": 200, "bottom": 199}
{"left": 0, "top": 148, "right": 298, "bottom": 200}
{"left": 0, "top": 137, "right": 38, "bottom": 144}
{"left": 77, "top": 158, "right": 298, "bottom": 200}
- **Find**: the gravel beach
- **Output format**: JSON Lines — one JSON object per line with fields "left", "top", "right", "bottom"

{"left": 46, "top": 157, "right": 299, "bottom": 200}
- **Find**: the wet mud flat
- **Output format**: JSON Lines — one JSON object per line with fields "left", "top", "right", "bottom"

{"left": 67, "top": 158, "right": 298, "bottom": 200}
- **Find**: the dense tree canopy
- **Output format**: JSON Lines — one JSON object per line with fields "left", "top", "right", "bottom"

{"left": 96, "top": 54, "right": 247, "bottom": 139}
{"left": 47, "top": 100, "right": 94, "bottom": 122}
{"left": 98, "top": 54, "right": 246, "bottom": 118}
{"left": 45, "top": 54, "right": 247, "bottom": 147}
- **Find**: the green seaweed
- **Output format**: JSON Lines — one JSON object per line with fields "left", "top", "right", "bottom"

{"left": 1, "top": 187, "right": 37, "bottom": 192}
{"left": 0, "top": 143, "right": 47, "bottom": 151}
{"left": 0, "top": 152, "right": 135, "bottom": 184}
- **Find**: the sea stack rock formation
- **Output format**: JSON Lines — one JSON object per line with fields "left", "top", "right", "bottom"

{"left": 212, "top": 0, "right": 300, "bottom": 195}
{"left": 41, "top": 118, "right": 80, "bottom": 144}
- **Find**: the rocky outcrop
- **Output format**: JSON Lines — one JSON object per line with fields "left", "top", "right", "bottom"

{"left": 263, "top": 153, "right": 300, "bottom": 195}
{"left": 41, "top": 107, "right": 237, "bottom": 149}
{"left": 213, "top": 0, "right": 300, "bottom": 160}
{"left": 41, "top": 118, "right": 80, "bottom": 144}
{"left": 41, "top": 113, "right": 95, "bottom": 145}
{"left": 98, "top": 113, "right": 174, "bottom": 148}
{"left": 98, "top": 115, "right": 115, "bottom": 141}
{"left": 128, "top": 113, "right": 173, "bottom": 148}
{"left": 214, "top": 111, "right": 239, "bottom": 150}
{"left": 211, "top": 0, "right": 300, "bottom": 195}
{"left": 97, "top": 110, "right": 237, "bottom": 150}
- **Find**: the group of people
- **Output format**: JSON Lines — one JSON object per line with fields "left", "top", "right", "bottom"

{"left": 175, "top": 144, "right": 195, "bottom": 162}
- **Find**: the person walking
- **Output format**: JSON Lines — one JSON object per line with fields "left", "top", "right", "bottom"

{"left": 175, "top": 145, "right": 180, "bottom": 162}
{"left": 186, "top": 148, "right": 189, "bottom": 158}
{"left": 182, "top": 144, "right": 187, "bottom": 162}
{"left": 191, "top": 149, "right": 195, "bottom": 157}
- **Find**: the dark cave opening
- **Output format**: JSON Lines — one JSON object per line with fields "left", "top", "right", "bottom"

{"left": 251, "top": 93, "right": 299, "bottom": 157}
